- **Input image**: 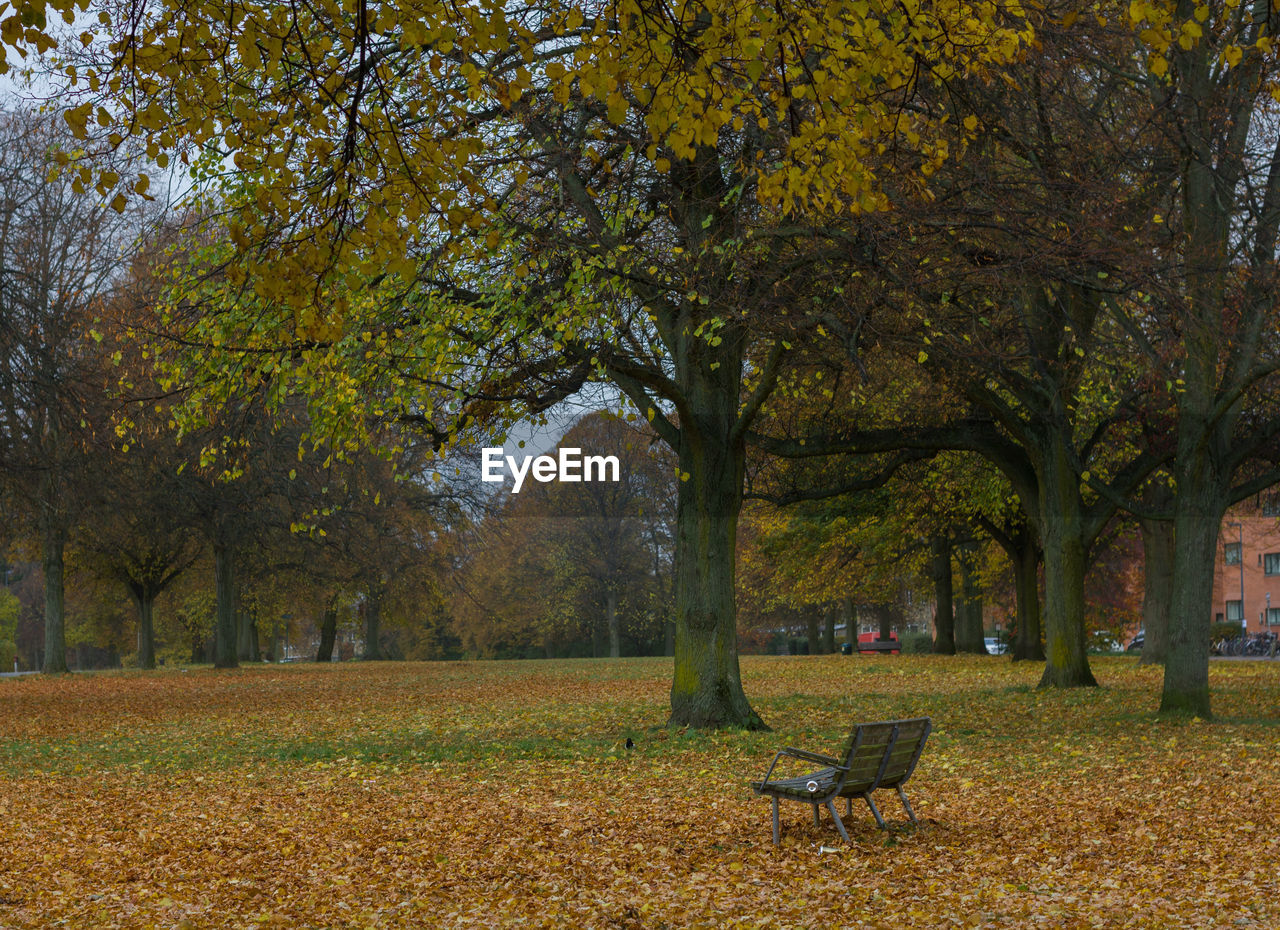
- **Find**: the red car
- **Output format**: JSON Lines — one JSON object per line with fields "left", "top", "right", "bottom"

{"left": 856, "top": 631, "right": 900, "bottom": 655}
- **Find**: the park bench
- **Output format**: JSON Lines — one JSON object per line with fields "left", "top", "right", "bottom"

{"left": 856, "top": 639, "right": 900, "bottom": 655}
{"left": 750, "top": 716, "right": 932, "bottom": 844}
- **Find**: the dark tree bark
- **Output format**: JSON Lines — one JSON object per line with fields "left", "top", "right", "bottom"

{"left": 363, "top": 591, "right": 383, "bottom": 660}
{"left": 806, "top": 607, "right": 821, "bottom": 655}
{"left": 317, "top": 605, "right": 338, "bottom": 662}
{"left": 40, "top": 517, "right": 68, "bottom": 674}
{"left": 955, "top": 543, "right": 988, "bottom": 654}
{"left": 130, "top": 586, "right": 157, "bottom": 670}
{"left": 878, "top": 605, "right": 894, "bottom": 643}
{"left": 666, "top": 354, "right": 764, "bottom": 729}
{"left": 212, "top": 542, "right": 238, "bottom": 668}
{"left": 930, "top": 535, "right": 955, "bottom": 654}
{"left": 1162, "top": 416, "right": 1230, "bottom": 715}
{"left": 248, "top": 611, "right": 259, "bottom": 662}
{"left": 822, "top": 604, "right": 836, "bottom": 654}
{"left": 1011, "top": 532, "right": 1044, "bottom": 662}
{"left": 1034, "top": 437, "right": 1097, "bottom": 687}
{"left": 606, "top": 587, "right": 620, "bottom": 658}
{"left": 1139, "top": 516, "right": 1175, "bottom": 666}
{"left": 236, "top": 608, "right": 256, "bottom": 662}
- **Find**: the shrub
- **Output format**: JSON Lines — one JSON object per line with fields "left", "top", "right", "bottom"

{"left": 1211, "top": 622, "right": 1243, "bottom": 642}
{"left": 902, "top": 632, "right": 934, "bottom": 654}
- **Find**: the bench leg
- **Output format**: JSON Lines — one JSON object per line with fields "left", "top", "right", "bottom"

{"left": 811, "top": 803, "right": 820, "bottom": 827}
{"left": 846, "top": 797, "right": 853, "bottom": 818}
{"left": 864, "top": 794, "right": 887, "bottom": 829}
{"left": 772, "top": 797, "right": 780, "bottom": 845}
{"left": 897, "top": 786, "right": 917, "bottom": 824}
{"left": 825, "top": 801, "right": 851, "bottom": 844}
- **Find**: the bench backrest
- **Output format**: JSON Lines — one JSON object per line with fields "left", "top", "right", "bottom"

{"left": 838, "top": 717, "right": 932, "bottom": 794}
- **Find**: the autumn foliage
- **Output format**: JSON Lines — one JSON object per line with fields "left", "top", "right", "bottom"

{"left": 1, "top": 657, "right": 1277, "bottom": 927}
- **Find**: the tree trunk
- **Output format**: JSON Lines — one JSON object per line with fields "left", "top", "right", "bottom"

{"left": 803, "top": 607, "right": 819, "bottom": 654}
{"left": 590, "top": 616, "right": 604, "bottom": 658}
{"left": 248, "top": 611, "right": 259, "bottom": 662}
{"left": 822, "top": 604, "right": 836, "bottom": 654}
{"left": 668, "top": 391, "right": 763, "bottom": 729}
{"left": 843, "top": 597, "right": 856, "bottom": 647}
{"left": 930, "top": 535, "right": 955, "bottom": 654}
{"left": 41, "top": 519, "right": 68, "bottom": 674}
{"left": 317, "top": 606, "right": 338, "bottom": 662}
{"left": 212, "top": 541, "right": 238, "bottom": 668}
{"left": 606, "top": 587, "right": 620, "bottom": 658}
{"left": 1036, "top": 441, "right": 1097, "bottom": 688}
{"left": 1139, "top": 517, "right": 1175, "bottom": 666}
{"left": 363, "top": 592, "right": 383, "bottom": 660}
{"left": 134, "top": 588, "right": 156, "bottom": 670}
{"left": 237, "top": 609, "right": 256, "bottom": 662}
{"left": 955, "top": 544, "right": 988, "bottom": 654}
{"left": 1011, "top": 531, "right": 1044, "bottom": 662}
{"left": 1161, "top": 453, "right": 1227, "bottom": 716}
{"left": 663, "top": 619, "right": 675, "bottom": 658}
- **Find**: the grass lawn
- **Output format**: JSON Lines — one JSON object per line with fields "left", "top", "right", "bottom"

{"left": 0, "top": 655, "right": 1277, "bottom": 928}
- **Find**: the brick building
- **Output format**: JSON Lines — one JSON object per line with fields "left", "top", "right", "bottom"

{"left": 1210, "top": 498, "right": 1280, "bottom": 634}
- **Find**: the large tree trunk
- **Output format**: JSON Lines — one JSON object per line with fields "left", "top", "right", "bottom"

{"left": 929, "top": 535, "right": 955, "bottom": 654}
{"left": 212, "top": 541, "right": 238, "bottom": 668}
{"left": 955, "top": 543, "right": 988, "bottom": 654}
{"left": 843, "top": 597, "right": 856, "bottom": 648}
{"left": 317, "top": 605, "right": 338, "bottom": 662}
{"left": 1139, "top": 517, "right": 1175, "bottom": 666}
{"left": 822, "top": 604, "right": 836, "bottom": 654}
{"left": 237, "top": 608, "right": 256, "bottom": 662}
{"left": 1161, "top": 451, "right": 1228, "bottom": 716}
{"left": 1036, "top": 440, "right": 1096, "bottom": 688}
{"left": 878, "top": 604, "right": 894, "bottom": 642}
{"left": 806, "top": 607, "right": 821, "bottom": 655}
{"left": 134, "top": 587, "right": 156, "bottom": 670}
{"left": 363, "top": 591, "right": 383, "bottom": 660}
{"left": 1158, "top": 47, "right": 1241, "bottom": 715}
{"left": 41, "top": 518, "right": 68, "bottom": 674}
{"left": 668, "top": 383, "right": 763, "bottom": 729}
{"left": 1011, "top": 531, "right": 1044, "bottom": 661}
{"left": 606, "top": 587, "right": 620, "bottom": 658}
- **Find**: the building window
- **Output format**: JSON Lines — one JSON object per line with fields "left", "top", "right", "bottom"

{"left": 1266, "top": 553, "right": 1280, "bottom": 575}
{"left": 1225, "top": 542, "right": 1242, "bottom": 565}
{"left": 1264, "top": 494, "right": 1280, "bottom": 517}
{"left": 1268, "top": 608, "right": 1280, "bottom": 626}
{"left": 1226, "top": 600, "right": 1243, "bottom": 622}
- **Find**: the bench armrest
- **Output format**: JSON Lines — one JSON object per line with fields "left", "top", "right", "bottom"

{"left": 756, "top": 746, "right": 843, "bottom": 790}
{"left": 779, "top": 747, "right": 841, "bottom": 767}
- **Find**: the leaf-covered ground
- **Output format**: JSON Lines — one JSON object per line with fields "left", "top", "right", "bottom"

{"left": 0, "top": 656, "right": 1277, "bottom": 928}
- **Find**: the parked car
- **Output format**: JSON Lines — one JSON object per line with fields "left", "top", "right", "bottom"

{"left": 984, "top": 637, "right": 1008, "bottom": 655}
{"left": 1126, "top": 633, "right": 1144, "bottom": 652}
